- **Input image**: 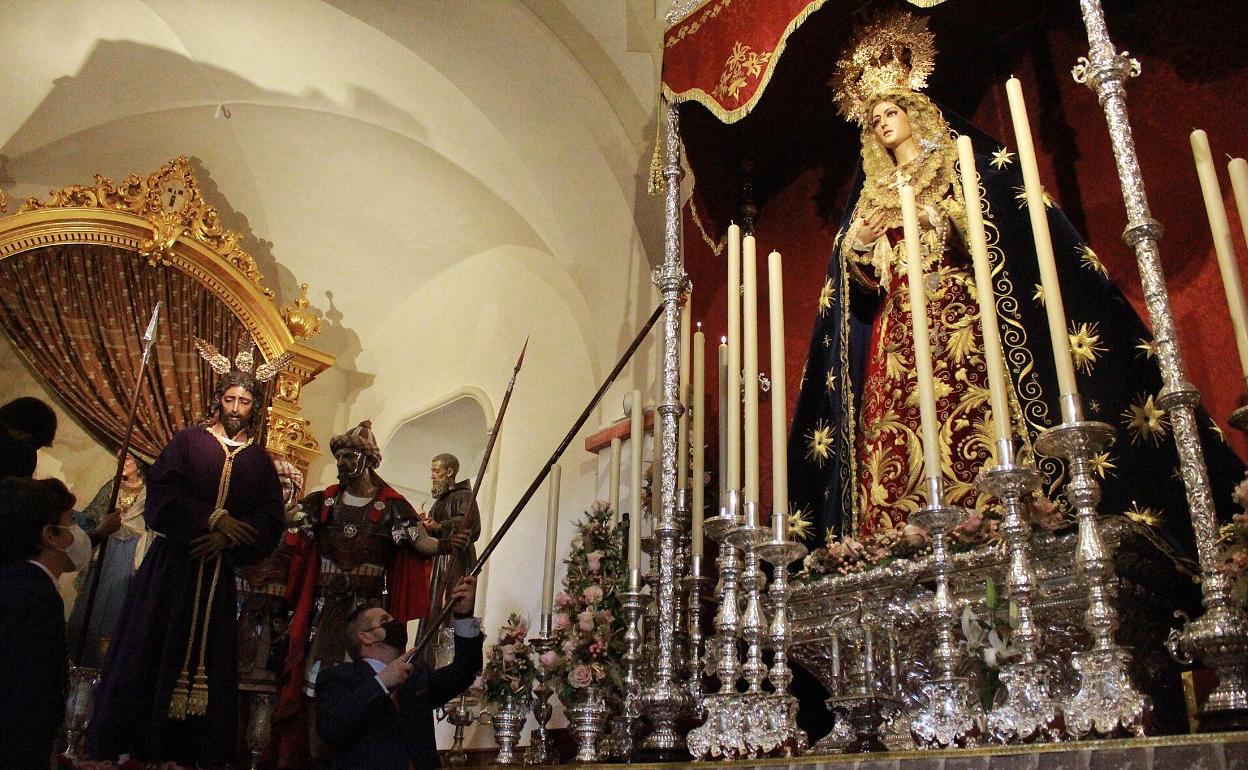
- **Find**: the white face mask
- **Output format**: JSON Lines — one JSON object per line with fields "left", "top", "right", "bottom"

{"left": 57, "top": 524, "right": 93, "bottom": 572}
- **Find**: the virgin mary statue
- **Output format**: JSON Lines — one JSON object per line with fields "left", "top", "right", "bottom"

{"left": 786, "top": 12, "right": 1243, "bottom": 551}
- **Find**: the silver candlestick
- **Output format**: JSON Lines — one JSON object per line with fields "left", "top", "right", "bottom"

{"left": 1035, "top": 406, "right": 1149, "bottom": 737}
{"left": 910, "top": 479, "right": 986, "bottom": 747}
{"left": 1073, "top": 0, "right": 1248, "bottom": 730}
{"left": 978, "top": 457, "right": 1063, "bottom": 743}
{"left": 683, "top": 553, "right": 712, "bottom": 708}
{"left": 706, "top": 490, "right": 743, "bottom": 694}
{"left": 758, "top": 531, "right": 810, "bottom": 755}
{"left": 526, "top": 635, "right": 557, "bottom": 765}
{"left": 441, "top": 693, "right": 475, "bottom": 767}
{"left": 620, "top": 586, "right": 649, "bottom": 719}
{"left": 726, "top": 503, "right": 771, "bottom": 695}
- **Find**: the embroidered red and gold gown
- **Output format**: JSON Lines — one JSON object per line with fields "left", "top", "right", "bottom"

{"left": 847, "top": 191, "right": 1017, "bottom": 538}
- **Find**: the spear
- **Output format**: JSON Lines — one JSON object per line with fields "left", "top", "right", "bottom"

{"left": 423, "top": 339, "right": 528, "bottom": 627}
{"left": 469, "top": 337, "right": 527, "bottom": 502}
{"left": 408, "top": 303, "right": 663, "bottom": 661}
{"left": 75, "top": 301, "right": 162, "bottom": 665}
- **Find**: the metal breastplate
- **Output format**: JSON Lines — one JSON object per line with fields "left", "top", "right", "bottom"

{"left": 316, "top": 499, "right": 396, "bottom": 571}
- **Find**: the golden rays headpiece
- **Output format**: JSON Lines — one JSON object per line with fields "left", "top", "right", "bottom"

{"left": 831, "top": 10, "right": 937, "bottom": 125}
{"left": 194, "top": 332, "right": 293, "bottom": 383}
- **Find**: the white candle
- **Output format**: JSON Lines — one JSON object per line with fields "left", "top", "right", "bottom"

{"left": 628, "top": 389, "right": 643, "bottom": 588}
{"left": 541, "top": 463, "right": 561, "bottom": 630}
{"left": 768, "top": 250, "right": 789, "bottom": 541}
{"left": 692, "top": 328, "right": 706, "bottom": 559}
{"left": 679, "top": 300, "right": 691, "bottom": 490}
{"left": 1192, "top": 132, "right": 1248, "bottom": 381}
{"left": 1229, "top": 157, "right": 1248, "bottom": 248}
{"left": 956, "top": 135, "right": 1013, "bottom": 453}
{"left": 717, "top": 339, "right": 728, "bottom": 504}
{"left": 901, "top": 185, "right": 942, "bottom": 494}
{"left": 727, "top": 224, "right": 742, "bottom": 493}
{"left": 1230, "top": 156, "right": 1248, "bottom": 385}
{"left": 1006, "top": 77, "right": 1080, "bottom": 421}
{"left": 743, "top": 234, "right": 760, "bottom": 506}
{"left": 608, "top": 436, "right": 622, "bottom": 522}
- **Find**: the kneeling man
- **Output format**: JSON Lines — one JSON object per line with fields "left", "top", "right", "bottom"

{"left": 316, "top": 575, "right": 483, "bottom": 769}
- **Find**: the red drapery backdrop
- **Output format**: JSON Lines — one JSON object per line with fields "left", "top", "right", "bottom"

{"left": 666, "top": 0, "right": 1248, "bottom": 512}
{"left": 0, "top": 244, "right": 249, "bottom": 461}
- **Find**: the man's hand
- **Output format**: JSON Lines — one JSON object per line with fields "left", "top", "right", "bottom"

{"left": 190, "top": 531, "right": 231, "bottom": 559}
{"left": 376, "top": 656, "right": 414, "bottom": 690}
{"left": 437, "top": 530, "right": 470, "bottom": 554}
{"left": 450, "top": 575, "right": 477, "bottom": 616}
{"left": 216, "top": 514, "right": 258, "bottom": 546}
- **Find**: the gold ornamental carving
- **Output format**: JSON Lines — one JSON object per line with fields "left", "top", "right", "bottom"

{"left": 20, "top": 156, "right": 274, "bottom": 298}
{"left": 281, "top": 283, "right": 323, "bottom": 339}
{"left": 0, "top": 157, "right": 335, "bottom": 479}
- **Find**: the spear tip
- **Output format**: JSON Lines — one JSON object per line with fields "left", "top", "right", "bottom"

{"left": 516, "top": 336, "right": 530, "bottom": 370}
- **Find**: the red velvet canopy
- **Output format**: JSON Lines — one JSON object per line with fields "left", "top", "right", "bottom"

{"left": 662, "top": 0, "right": 1248, "bottom": 505}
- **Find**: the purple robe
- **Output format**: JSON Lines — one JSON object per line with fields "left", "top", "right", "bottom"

{"left": 86, "top": 427, "right": 284, "bottom": 767}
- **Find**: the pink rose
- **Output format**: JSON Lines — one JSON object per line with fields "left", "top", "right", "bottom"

{"left": 577, "top": 610, "right": 595, "bottom": 633}
{"left": 501, "top": 644, "right": 517, "bottom": 664}
{"left": 569, "top": 664, "right": 593, "bottom": 688}
{"left": 553, "top": 612, "right": 571, "bottom": 632}
{"left": 555, "top": 592, "right": 574, "bottom": 609}
{"left": 582, "top": 584, "right": 603, "bottom": 604}
{"left": 539, "top": 650, "right": 558, "bottom": 668}
{"left": 586, "top": 550, "right": 604, "bottom": 573}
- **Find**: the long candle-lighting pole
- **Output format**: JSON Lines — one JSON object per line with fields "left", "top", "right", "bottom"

{"left": 1072, "top": 0, "right": 1248, "bottom": 728}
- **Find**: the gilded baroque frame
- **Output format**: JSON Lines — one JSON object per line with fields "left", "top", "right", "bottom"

{"left": 0, "top": 156, "right": 334, "bottom": 476}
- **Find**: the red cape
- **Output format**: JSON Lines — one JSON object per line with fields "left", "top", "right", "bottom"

{"left": 273, "top": 484, "right": 433, "bottom": 763}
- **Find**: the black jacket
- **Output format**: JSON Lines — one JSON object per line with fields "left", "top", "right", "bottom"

{"left": 0, "top": 560, "right": 67, "bottom": 769}
{"left": 316, "top": 630, "right": 483, "bottom": 769}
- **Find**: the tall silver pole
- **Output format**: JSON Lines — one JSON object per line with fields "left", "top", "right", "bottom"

{"left": 1073, "top": 0, "right": 1248, "bottom": 726}
{"left": 639, "top": 100, "right": 695, "bottom": 753}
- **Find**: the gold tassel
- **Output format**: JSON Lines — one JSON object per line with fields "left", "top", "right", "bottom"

{"left": 168, "top": 673, "right": 190, "bottom": 719}
{"left": 188, "top": 670, "right": 210, "bottom": 716}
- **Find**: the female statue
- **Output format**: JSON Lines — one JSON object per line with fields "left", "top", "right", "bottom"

{"left": 68, "top": 451, "right": 151, "bottom": 667}
{"left": 787, "top": 12, "right": 1243, "bottom": 546}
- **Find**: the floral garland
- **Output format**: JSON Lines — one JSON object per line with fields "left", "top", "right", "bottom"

{"left": 551, "top": 501, "right": 627, "bottom": 705}
{"left": 798, "top": 494, "right": 1070, "bottom": 581}
{"left": 479, "top": 613, "right": 535, "bottom": 709}
{"left": 1218, "top": 474, "right": 1248, "bottom": 608}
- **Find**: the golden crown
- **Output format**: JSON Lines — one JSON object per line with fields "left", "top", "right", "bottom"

{"left": 831, "top": 11, "right": 937, "bottom": 125}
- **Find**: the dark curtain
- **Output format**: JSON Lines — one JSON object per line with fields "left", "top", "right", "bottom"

{"left": 0, "top": 244, "right": 248, "bottom": 461}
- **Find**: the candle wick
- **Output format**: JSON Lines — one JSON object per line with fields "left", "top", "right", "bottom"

{"left": 1228, "top": 153, "right": 1236, "bottom": 162}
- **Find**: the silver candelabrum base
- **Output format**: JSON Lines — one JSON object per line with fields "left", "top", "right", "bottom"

{"left": 1064, "top": 647, "right": 1149, "bottom": 737}
{"left": 908, "top": 501, "right": 986, "bottom": 747}
{"left": 1035, "top": 418, "right": 1151, "bottom": 738}
{"left": 687, "top": 692, "right": 806, "bottom": 759}
{"left": 987, "top": 660, "right": 1064, "bottom": 743}
{"left": 827, "top": 693, "right": 900, "bottom": 753}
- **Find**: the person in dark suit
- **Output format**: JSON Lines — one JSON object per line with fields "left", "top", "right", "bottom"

{"left": 0, "top": 476, "right": 82, "bottom": 769}
{"left": 316, "top": 575, "right": 483, "bottom": 769}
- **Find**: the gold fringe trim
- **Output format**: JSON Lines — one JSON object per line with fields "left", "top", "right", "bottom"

{"left": 689, "top": 198, "right": 725, "bottom": 256}
{"left": 661, "top": 0, "right": 834, "bottom": 125}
